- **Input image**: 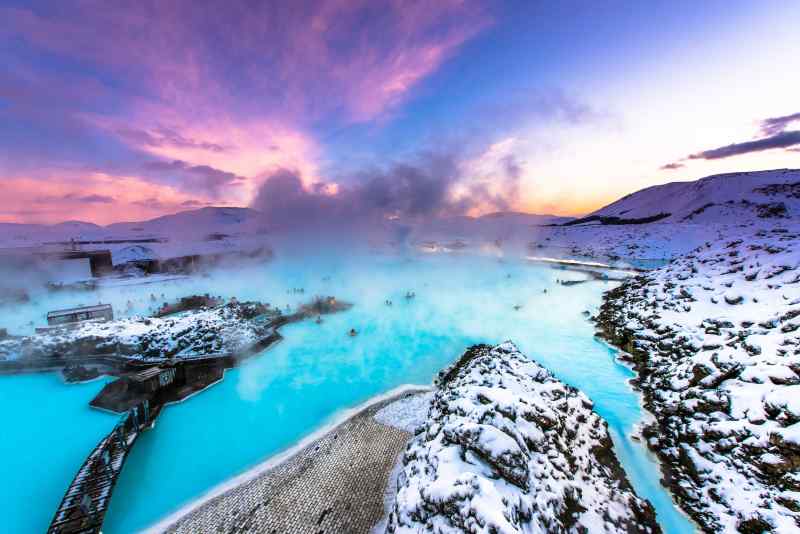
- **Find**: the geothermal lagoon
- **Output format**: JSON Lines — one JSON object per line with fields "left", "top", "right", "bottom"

{"left": 1, "top": 250, "right": 694, "bottom": 533}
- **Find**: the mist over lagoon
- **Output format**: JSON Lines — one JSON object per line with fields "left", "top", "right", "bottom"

{"left": 1, "top": 244, "right": 693, "bottom": 532}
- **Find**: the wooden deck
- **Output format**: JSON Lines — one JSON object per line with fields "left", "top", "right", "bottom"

{"left": 47, "top": 402, "right": 158, "bottom": 534}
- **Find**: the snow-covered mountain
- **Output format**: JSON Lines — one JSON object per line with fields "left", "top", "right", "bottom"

{"left": 0, "top": 207, "right": 264, "bottom": 248}
{"left": 586, "top": 168, "right": 800, "bottom": 224}
{"left": 104, "top": 207, "right": 263, "bottom": 239}
{"left": 528, "top": 169, "right": 800, "bottom": 264}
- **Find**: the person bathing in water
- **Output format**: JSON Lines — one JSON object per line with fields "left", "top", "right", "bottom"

{"left": 349, "top": 328, "right": 357, "bottom": 337}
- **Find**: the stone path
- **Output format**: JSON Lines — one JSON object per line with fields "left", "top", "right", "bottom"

{"left": 163, "top": 390, "right": 426, "bottom": 534}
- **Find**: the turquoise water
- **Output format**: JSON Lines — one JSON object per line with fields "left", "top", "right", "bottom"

{"left": 0, "top": 251, "right": 694, "bottom": 533}
{"left": 0, "top": 373, "right": 115, "bottom": 533}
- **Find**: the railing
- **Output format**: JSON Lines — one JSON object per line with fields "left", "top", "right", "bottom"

{"left": 47, "top": 402, "right": 152, "bottom": 534}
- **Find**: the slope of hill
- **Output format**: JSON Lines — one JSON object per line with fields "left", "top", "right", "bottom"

{"left": 104, "top": 207, "right": 263, "bottom": 239}
{"left": 588, "top": 169, "right": 800, "bottom": 224}
{"left": 528, "top": 169, "right": 800, "bottom": 264}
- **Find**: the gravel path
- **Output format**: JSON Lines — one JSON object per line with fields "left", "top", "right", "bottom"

{"left": 162, "top": 388, "right": 428, "bottom": 534}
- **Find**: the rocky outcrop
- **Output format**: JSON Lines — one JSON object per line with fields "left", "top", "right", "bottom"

{"left": 595, "top": 225, "right": 800, "bottom": 532}
{"left": 385, "top": 342, "right": 660, "bottom": 533}
{"left": 0, "top": 301, "right": 275, "bottom": 362}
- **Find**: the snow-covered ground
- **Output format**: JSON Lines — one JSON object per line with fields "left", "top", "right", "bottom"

{"left": 374, "top": 391, "right": 433, "bottom": 433}
{"left": 385, "top": 342, "right": 660, "bottom": 533}
{"left": 0, "top": 301, "right": 273, "bottom": 361}
{"left": 596, "top": 222, "right": 800, "bottom": 531}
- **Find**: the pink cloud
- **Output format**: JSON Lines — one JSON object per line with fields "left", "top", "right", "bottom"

{"left": 0, "top": 174, "right": 211, "bottom": 225}
{"left": 0, "top": 1, "right": 492, "bottom": 223}
{"left": 2, "top": 1, "right": 489, "bottom": 123}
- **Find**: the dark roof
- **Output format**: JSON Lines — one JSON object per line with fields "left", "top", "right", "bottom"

{"left": 129, "top": 367, "right": 165, "bottom": 382}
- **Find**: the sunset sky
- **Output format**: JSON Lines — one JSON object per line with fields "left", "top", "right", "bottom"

{"left": 1, "top": 0, "right": 799, "bottom": 224}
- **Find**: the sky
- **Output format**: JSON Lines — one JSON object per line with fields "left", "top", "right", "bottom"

{"left": 0, "top": 0, "right": 799, "bottom": 224}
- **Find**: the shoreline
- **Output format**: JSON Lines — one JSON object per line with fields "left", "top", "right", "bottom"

{"left": 144, "top": 383, "right": 431, "bottom": 533}
{"left": 594, "top": 335, "right": 699, "bottom": 532}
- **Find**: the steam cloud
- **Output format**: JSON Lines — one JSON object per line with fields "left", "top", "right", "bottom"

{"left": 250, "top": 152, "right": 523, "bottom": 231}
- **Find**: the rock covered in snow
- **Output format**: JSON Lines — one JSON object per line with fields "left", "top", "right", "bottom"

{"left": 0, "top": 301, "right": 274, "bottom": 361}
{"left": 385, "top": 342, "right": 660, "bottom": 533}
{"left": 596, "top": 223, "right": 800, "bottom": 532}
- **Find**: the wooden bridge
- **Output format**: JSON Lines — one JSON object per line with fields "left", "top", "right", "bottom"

{"left": 47, "top": 401, "right": 160, "bottom": 534}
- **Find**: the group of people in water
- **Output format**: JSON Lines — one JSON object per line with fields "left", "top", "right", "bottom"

{"left": 347, "top": 291, "right": 418, "bottom": 337}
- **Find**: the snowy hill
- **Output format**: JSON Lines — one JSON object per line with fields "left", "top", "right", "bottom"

{"left": 528, "top": 169, "right": 800, "bottom": 265}
{"left": 104, "top": 207, "right": 263, "bottom": 240}
{"left": 587, "top": 168, "right": 800, "bottom": 224}
{"left": 0, "top": 207, "right": 264, "bottom": 248}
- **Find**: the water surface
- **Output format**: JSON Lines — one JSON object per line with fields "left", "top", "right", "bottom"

{"left": 0, "top": 251, "right": 694, "bottom": 533}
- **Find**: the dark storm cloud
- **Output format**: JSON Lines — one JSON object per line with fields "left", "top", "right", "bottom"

{"left": 688, "top": 130, "right": 800, "bottom": 161}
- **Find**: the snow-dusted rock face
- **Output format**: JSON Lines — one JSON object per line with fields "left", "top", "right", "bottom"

{"left": 385, "top": 342, "right": 660, "bottom": 533}
{"left": 0, "top": 301, "right": 273, "bottom": 361}
{"left": 596, "top": 225, "right": 800, "bottom": 532}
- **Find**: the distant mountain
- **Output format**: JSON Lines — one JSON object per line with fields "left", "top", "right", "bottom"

{"left": 51, "top": 221, "right": 103, "bottom": 231}
{"left": 104, "top": 207, "right": 262, "bottom": 238}
{"left": 8, "top": 168, "right": 798, "bottom": 249}
{"left": 478, "top": 211, "right": 574, "bottom": 225}
{"left": 581, "top": 168, "right": 800, "bottom": 225}
{"left": 0, "top": 207, "right": 264, "bottom": 248}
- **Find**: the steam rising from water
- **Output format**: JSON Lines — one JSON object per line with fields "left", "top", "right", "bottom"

{"left": 250, "top": 150, "right": 524, "bottom": 233}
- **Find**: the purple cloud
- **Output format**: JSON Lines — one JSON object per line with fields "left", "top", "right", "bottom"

{"left": 688, "top": 130, "right": 800, "bottom": 160}
{"left": 760, "top": 111, "right": 800, "bottom": 136}
{"left": 660, "top": 162, "right": 685, "bottom": 170}
{"left": 144, "top": 159, "right": 244, "bottom": 198}
{"left": 35, "top": 193, "right": 116, "bottom": 204}
{"left": 116, "top": 127, "right": 229, "bottom": 153}
{"left": 70, "top": 193, "right": 116, "bottom": 204}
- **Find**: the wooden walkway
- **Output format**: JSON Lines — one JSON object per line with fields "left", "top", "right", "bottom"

{"left": 47, "top": 402, "right": 158, "bottom": 534}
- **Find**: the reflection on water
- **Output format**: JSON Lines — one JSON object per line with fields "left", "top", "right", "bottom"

{"left": 0, "top": 250, "right": 693, "bottom": 533}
